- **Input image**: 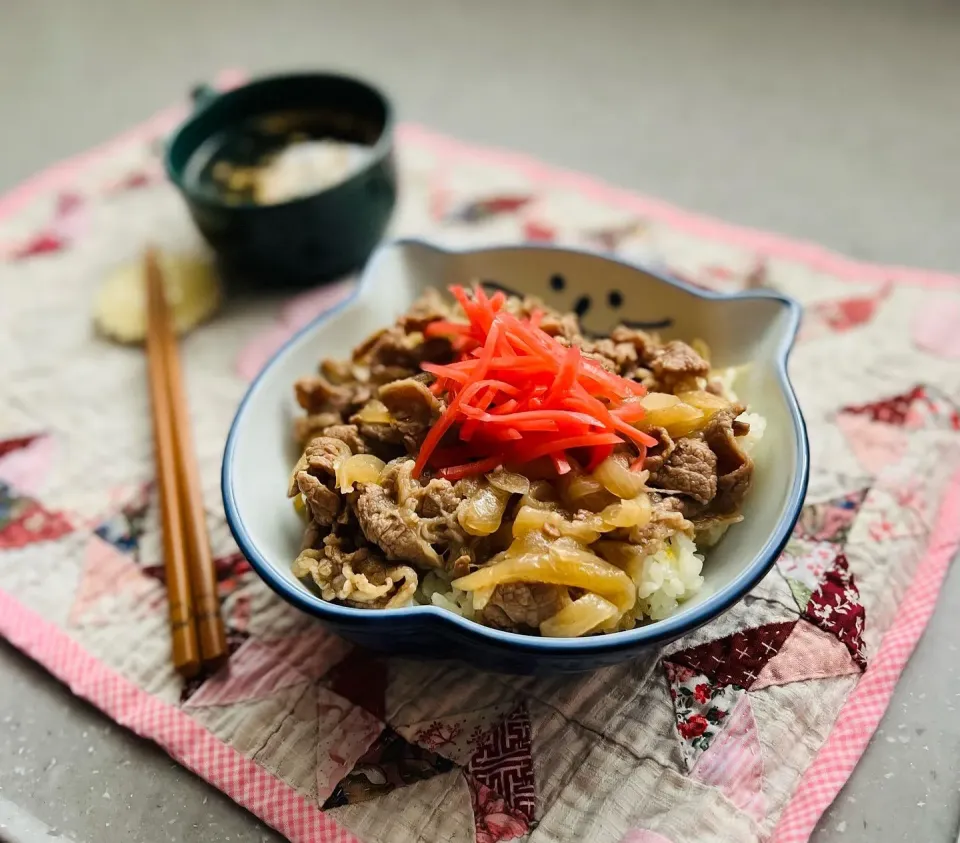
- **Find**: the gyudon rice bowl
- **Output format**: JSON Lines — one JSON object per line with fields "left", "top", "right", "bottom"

{"left": 288, "top": 285, "right": 764, "bottom": 637}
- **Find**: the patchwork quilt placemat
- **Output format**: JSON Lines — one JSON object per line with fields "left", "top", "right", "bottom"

{"left": 2, "top": 80, "right": 960, "bottom": 843}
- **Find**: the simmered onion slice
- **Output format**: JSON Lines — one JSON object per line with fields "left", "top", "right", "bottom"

{"left": 458, "top": 485, "right": 511, "bottom": 536}
{"left": 452, "top": 545, "right": 636, "bottom": 614}
{"left": 594, "top": 456, "right": 647, "bottom": 499}
{"left": 336, "top": 454, "right": 386, "bottom": 491}
{"left": 540, "top": 593, "right": 619, "bottom": 637}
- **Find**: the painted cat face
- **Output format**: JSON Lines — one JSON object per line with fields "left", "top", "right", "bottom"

{"left": 480, "top": 273, "right": 672, "bottom": 335}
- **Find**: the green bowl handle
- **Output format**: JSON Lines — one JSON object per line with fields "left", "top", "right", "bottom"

{"left": 190, "top": 83, "right": 220, "bottom": 111}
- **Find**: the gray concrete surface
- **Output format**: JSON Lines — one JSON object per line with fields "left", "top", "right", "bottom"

{"left": 1, "top": 1, "right": 958, "bottom": 841}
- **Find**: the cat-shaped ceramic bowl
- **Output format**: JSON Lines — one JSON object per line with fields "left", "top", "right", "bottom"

{"left": 222, "top": 239, "right": 808, "bottom": 673}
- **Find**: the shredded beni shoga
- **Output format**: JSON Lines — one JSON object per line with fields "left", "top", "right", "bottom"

{"left": 288, "top": 285, "right": 761, "bottom": 637}
{"left": 416, "top": 284, "right": 660, "bottom": 480}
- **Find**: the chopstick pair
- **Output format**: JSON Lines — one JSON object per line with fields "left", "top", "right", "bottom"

{"left": 144, "top": 248, "right": 227, "bottom": 678}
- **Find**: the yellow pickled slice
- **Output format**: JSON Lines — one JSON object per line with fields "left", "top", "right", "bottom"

{"left": 471, "top": 586, "right": 496, "bottom": 612}
{"left": 540, "top": 593, "right": 620, "bottom": 638}
{"left": 511, "top": 505, "right": 553, "bottom": 537}
{"left": 94, "top": 252, "right": 222, "bottom": 344}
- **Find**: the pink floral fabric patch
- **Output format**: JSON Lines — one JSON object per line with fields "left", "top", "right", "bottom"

{"left": 663, "top": 662, "right": 747, "bottom": 769}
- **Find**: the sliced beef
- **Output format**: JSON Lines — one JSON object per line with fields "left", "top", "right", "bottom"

{"left": 349, "top": 378, "right": 444, "bottom": 455}
{"left": 702, "top": 408, "right": 754, "bottom": 514}
{"left": 295, "top": 375, "right": 353, "bottom": 416}
{"left": 398, "top": 289, "right": 452, "bottom": 333}
{"left": 292, "top": 532, "right": 417, "bottom": 608}
{"left": 705, "top": 377, "right": 728, "bottom": 397}
{"left": 627, "top": 493, "right": 692, "bottom": 557}
{"left": 354, "top": 465, "right": 470, "bottom": 570}
{"left": 352, "top": 327, "right": 390, "bottom": 362}
{"left": 378, "top": 377, "right": 442, "bottom": 424}
{"left": 648, "top": 340, "right": 710, "bottom": 391}
{"left": 293, "top": 412, "right": 342, "bottom": 447}
{"left": 287, "top": 451, "right": 309, "bottom": 497}
{"left": 449, "top": 553, "right": 472, "bottom": 579}
{"left": 576, "top": 337, "right": 639, "bottom": 375}
{"left": 691, "top": 512, "right": 745, "bottom": 547}
{"left": 292, "top": 436, "right": 351, "bottom": 526}
{"left": 351, "top": 420, "right": 406, "bottom": 453}
{"left": 354, "top": 483, "right": 440, "bottom": 568}
{"left": 610, "top": 325, "right": 657, "bottom": 362}
{"left": 355, "top": 325, "right": 454, "bottom": 385}
{"left": 482, "top": 583, "right": 565, "bottom": 631}
{"left": 304, "top": 436, "right": 351, "bottom": 475}
{"left": 641, "top": 426, "right": 676, "bottom": 473}
{"left": 297, "top": 474, "right": 341, "bottom": 526}
{"left": 321, "top": 424, "right": 371, "bottom": 455}
{"left": 294, "top": 376, "right": 372, "bottom": 423}
{"left": 538, "top": 310, "right": 582, "bottom": 342}
{"left": 649, "top": 438, "right": 718, "bottom": 504}
{"left": 319, "top": 358, "right": 357, "bottom": 385}
{"left": 356, "top": 480, "right": 466, "bottom": 568}
{"left": 301, "top": 518, "right": 323, "bottom": 552}
{"left": 372, "top": 377, "right": 444, "bottom": 452}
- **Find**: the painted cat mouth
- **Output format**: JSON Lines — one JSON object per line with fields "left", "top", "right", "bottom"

{"left": 620, "top": 317, "right": 674, "bottom": 330}
{"left": 479, "top": 279, "right": 521, "bottom": 298}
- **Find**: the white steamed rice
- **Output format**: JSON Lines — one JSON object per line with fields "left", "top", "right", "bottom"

{"left": 632, "top": 532, "right": 705, "bottom": 621}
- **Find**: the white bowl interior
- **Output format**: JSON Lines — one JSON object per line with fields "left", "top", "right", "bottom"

{"left": 228, "top": 241, "right": 801, "bottom": 625}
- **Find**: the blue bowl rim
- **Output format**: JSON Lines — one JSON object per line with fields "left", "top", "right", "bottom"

{"left": 222, "top": 238, "right": 810, "bottom": 654}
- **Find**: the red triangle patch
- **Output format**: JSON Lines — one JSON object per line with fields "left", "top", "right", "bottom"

{"left": 0, "top": 489, "right": 73, "bottom": 550}
{"left": 840, "top": 384, "right": 960, "bottom": 431}
{"left": 665, "top": 621, "right": 797, "bottom": 688}
{"left": 327, "top": 648, "right": 388, "bottom": 721}
{"left": 0, "top": 433, "right": 42, "bottom": 461}
{"left": 803, "top": 552, "right": 867, "bottom": 669}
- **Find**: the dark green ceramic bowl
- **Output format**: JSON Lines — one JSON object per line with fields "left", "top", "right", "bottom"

{"left": 165, "top": 72, "right": 396, "bottom": 287}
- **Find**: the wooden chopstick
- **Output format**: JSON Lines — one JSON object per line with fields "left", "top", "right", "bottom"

{"left": 150, "top": 251, "right": 229, "bottom": 670}
{"left": 145, "top": 249, "right": 201, "bottom": 678}
{"left": 145, "top": 248, "right": 228, "bottom": 675}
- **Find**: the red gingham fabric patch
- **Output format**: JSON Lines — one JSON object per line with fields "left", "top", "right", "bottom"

{"left": 772, "top": 468, "right": 960, "bottom": 841}
{"left": 0, "top": 589, "right": 360, "bottom": 843}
